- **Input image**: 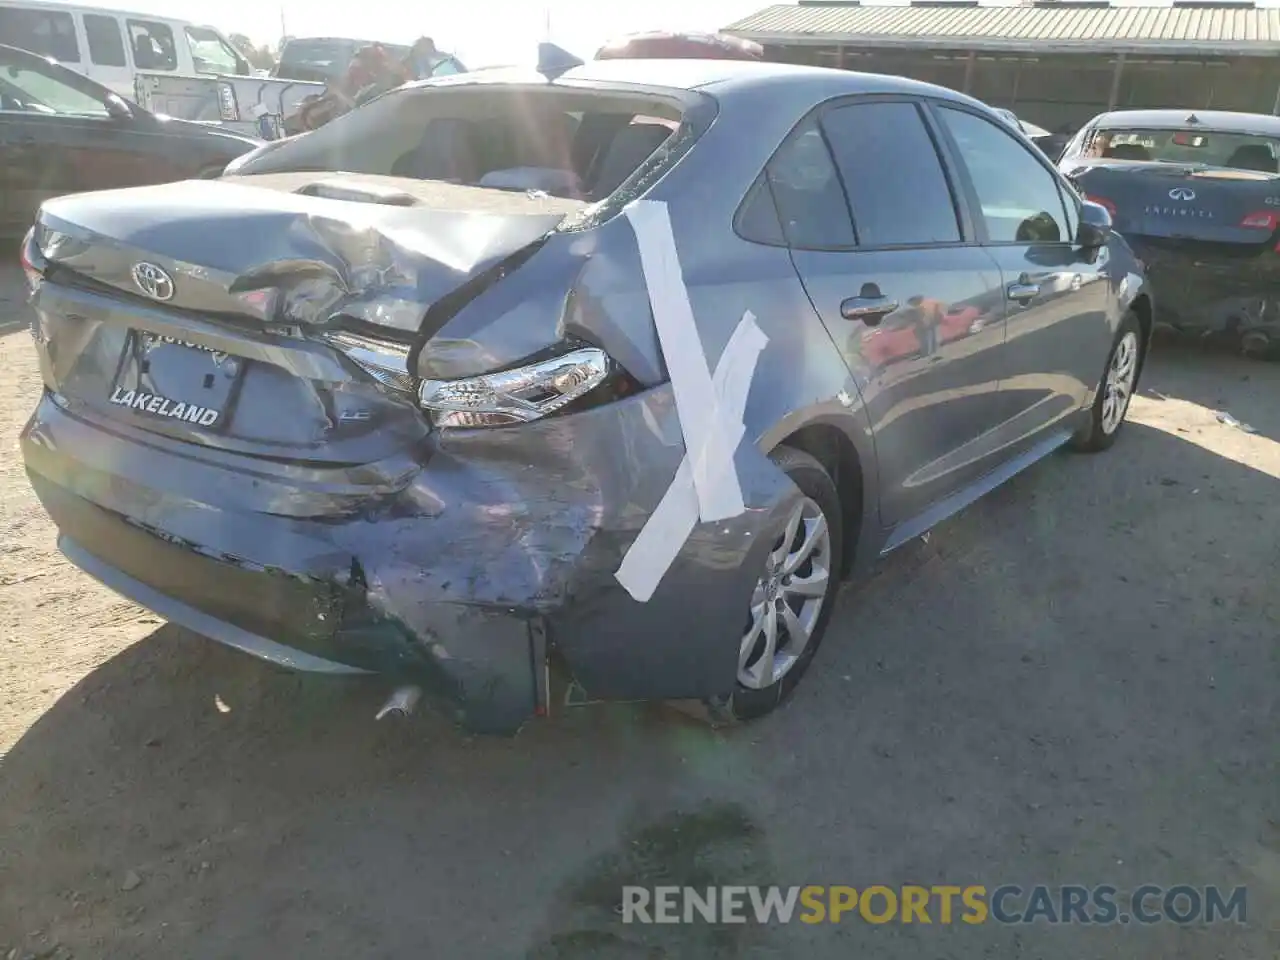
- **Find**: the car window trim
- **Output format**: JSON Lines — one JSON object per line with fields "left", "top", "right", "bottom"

{"left": 928, "top": 100, "right": 1076, "bottom": 249}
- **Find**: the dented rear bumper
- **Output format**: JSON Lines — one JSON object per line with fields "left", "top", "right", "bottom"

{"left": 22, "top": 384, "right": 797, "bottom": 734}
{"left": 1130, "top": 236, "right": 1280, "bottom": 350}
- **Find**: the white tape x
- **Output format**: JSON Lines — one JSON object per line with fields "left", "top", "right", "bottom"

{"left": 615, "top": 200, "right": 769, "bottom": 603}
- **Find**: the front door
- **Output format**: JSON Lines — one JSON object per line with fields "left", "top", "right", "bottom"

{"left": 932, "top": 104, "right": 1111, "bottom": 443}
{"left": 769, "top": 99, "right": 1009, "bottom": 527}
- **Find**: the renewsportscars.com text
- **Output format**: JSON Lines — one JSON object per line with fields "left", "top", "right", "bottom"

{"left": 621, "top": 884, "right": 1247, "bottom": 926}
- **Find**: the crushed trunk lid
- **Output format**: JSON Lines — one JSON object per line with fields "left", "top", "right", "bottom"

{"left": 31, "top": 173, "right": 586, "bottom": 461}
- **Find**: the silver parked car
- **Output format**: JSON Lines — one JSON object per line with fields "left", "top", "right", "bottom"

{"left": 20, "top": 57, "right": 1151, "bottom": 733}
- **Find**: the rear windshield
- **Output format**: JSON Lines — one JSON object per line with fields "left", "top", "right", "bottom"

{"left": 278, "top": 39, "right": 412, "bottom": 81}
{"left": 277, "top": 40, "right": 356, "bottom": 80}
{"left": 1085, "top": 127, "right": 1280, "bottom": 173}
{"left": 239, "top": 84, "right": 708, "bottom": 211}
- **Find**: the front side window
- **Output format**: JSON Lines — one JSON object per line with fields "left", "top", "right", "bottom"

{"left": 84, "top": 14, "right": 127, "bottom": 68}
{"left": 128, "top": 19, "right": 178, "bottom": 71}
{"left": 0, "top": 9, "right": 79, "bottom": 62}
{"left": 0, "top": 62, "right": 108, "bottom": 116}
{"left": 763, "top": 118, "right": 856, "bottom": 249}
{"left": 821, "top": 100, "right": 961, "bottom": 247}
{"left": 186, "top": 27, "right": 240, "bottom": 75}
{"left": 938, "top": 106, "right": 1070, "bottom": 244}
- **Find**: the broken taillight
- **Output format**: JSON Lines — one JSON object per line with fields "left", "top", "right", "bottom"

{"left": 418, "top": 346, "right": 613, "bottom": 428}
{"left": 19, "top": 228, "right": 42, "bottom": 292}
{"left": 1239, "top": 211, "right": 1280, "bottom": 231}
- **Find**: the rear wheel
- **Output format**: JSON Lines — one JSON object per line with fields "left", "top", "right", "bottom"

{"left": 1072, "top": 310, "right": 1142, "bottom": 453}
{"left": 707, "top": 445, "right": 844, "bottom": 722}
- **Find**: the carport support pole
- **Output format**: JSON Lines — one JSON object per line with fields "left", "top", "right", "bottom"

{"left": 1108, "top": 53, "right": 1127, "bottom": 111}
{"left": 963, "top": 51, "right": 976, "bottom": 93}
{"left": 1271, "top": 76, "right": 1280, "bottom": 115}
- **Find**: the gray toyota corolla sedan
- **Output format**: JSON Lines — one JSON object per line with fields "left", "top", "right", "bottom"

{"left": 19, "top": 56, "right": 1151, "bottom": 733}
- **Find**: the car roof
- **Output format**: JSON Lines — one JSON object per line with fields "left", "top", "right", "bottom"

{"left": 423, "top": 58, "right": 985, "bottom": 109}
{"left": 0, "top": 0, "right": 196, "bottom": 24}
{"left": 1093, "top": 109, "right": 1280, "bottom": 135}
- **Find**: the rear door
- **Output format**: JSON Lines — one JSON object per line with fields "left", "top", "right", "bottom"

{"left": 934, "top": 103, "right": 1109, "bottom": 441}
{"left": 777, "top": 98, "right": 1009, "bottom": 526}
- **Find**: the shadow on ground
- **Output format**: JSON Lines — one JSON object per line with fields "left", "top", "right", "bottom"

{"left": 1, "top": 422, "right": 1277, "bottom": 960}
{"left": 1142, "top": 333, "right": 1280, "bottom": 441}
{"left": 0, "top": 261, "right": 30, "bottom": 338}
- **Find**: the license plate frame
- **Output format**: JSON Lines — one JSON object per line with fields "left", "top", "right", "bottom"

{"left": 107, "top": 331, "right": 246, "bottom": 430}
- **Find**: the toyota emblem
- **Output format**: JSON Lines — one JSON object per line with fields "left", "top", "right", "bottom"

{"left": 1168, "top": 187, "right": 1196, "bottom": 201}
{"left": 131, "top": 262, "right": 175, "bottom": 301}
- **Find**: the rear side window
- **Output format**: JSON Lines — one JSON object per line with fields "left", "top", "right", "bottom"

{"left": 763, "top": 118, "right": 856, "bottom": 249}
{"left": 938, "top": 106, "right": 1070, "bottom": 244}
{"left": 0, "top": 8, "right": 79, "bottom": 62}
{"left": 821, "top": 101, "right": 961, "bottom": 247}
{"left": 84, "top": 14, "right": 127, "bottom": 68}
{"left": 736, "top": 173, "right": 786, "bottom": 245}
{"left": 128, "top": 19, "right": 177, "bottom": 71}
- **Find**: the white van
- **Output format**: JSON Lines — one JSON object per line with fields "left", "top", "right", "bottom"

{"left": 0, "top": 0, "right": 251, "bottom": 98}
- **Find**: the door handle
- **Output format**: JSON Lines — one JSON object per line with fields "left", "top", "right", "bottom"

{"left": 1007, "top": 281, "right": 1040, "bottom": 304}
{"left": 840, "top": 285, "right": 899, "bottom": 326}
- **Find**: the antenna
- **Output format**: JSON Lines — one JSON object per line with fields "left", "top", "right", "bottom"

{"left": 536, "top": 42, "right": 583, "bottom": 81}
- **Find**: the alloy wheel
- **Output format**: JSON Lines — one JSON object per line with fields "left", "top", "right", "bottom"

{"left": 738, "top": 496, "right": 834, "bottom": 690}
{"left": 1100, "top": 330, "right": 1139, "bottom": 435}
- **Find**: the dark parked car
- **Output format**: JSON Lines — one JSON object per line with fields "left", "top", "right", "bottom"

{"left": 1060, "top": 109, "right": 1280, "bottom": 355}
{"left": 0, "top": 43, "right": 259, "bottom": 235}
{"left": 20, "top": 58, "right": 1151, "bottom": 734}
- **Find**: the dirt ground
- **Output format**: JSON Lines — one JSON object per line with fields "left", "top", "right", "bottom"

{"left": 0, "top": 259, "right": 1276, "bottom": 959}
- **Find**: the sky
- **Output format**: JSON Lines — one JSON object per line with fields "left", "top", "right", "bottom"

{"left": 75, "top": 0, "right": 773, "bottom": 65}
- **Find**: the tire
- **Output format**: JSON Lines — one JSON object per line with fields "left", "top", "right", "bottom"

{"left": 702, "top": 445, "right": 845, "bottom": 723}
{"left": 1072, "top": 310, "right": 1143, "bottom": 453}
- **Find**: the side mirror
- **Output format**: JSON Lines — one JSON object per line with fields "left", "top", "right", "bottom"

{"left": 1076, "top": 200, "right": 1112, "bottom": 248}
{"left": 105, "top": 96, "right": 133, "bottom": 121}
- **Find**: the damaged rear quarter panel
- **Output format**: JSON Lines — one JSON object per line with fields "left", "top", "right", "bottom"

{"left": 405, "top": 132, "right": 876, "bottom": 700}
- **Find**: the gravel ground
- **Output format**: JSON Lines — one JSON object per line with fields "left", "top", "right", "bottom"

{"left": 0, "top": 260, "right": 1276, "bottom": 959}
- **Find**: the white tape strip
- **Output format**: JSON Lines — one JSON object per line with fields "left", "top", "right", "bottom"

{"left": 615, "top": 310, "right": 767, "bottom": 602}
{"left": 625, "top": 200, "right": 745, "bottom": 523}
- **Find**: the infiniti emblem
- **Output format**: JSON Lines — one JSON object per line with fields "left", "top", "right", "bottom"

{"left": 1168, "top": 187, "right": 1196, "bottom": 201}
{"left": 131, "top": 262, "right": 175, "bottom": 301}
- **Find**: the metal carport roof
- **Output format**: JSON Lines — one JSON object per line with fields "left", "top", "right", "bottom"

{"left": 724, "top": 3, "right": 1280, "bottom": 55}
